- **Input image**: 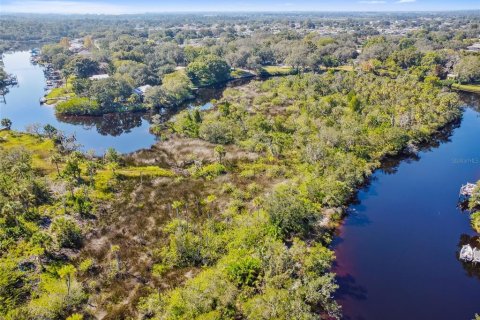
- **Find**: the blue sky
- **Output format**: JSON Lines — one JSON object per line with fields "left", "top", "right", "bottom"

{"left": 1, "top": 0, "right": 479, "bottom": 14}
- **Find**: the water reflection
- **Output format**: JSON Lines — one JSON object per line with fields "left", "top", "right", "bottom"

{"left": 55, "top": 78, "right": 252, "bottom": 137}
{"left": 457, "top": 234, "right": 480, "bottom": 280}
{"left": 2, "top": 51, "right": 252, "bottom": 153}
{"left": 334, "top": 106, "right": 480, "bottom": 319}
{"left": 379, "top": 118, "right": 461, "bottom": 175}
{"left": 57, "top": 112, "right": 148, "bottom": 136}
{"left": 335, "top": 273, "right": 368, "bottom": 301}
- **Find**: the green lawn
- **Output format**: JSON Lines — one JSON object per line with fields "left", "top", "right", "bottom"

{"left": 261, "top": 65, "right": 297, "bottom": 76}
{"left": 45, "top": 77, "right": 75, "bottom": 104}
{"left": 230, "top": 69, "right": 255, "bottom": 79}
{"left": 452, "top": 83, "right": 480, "bottom": 94}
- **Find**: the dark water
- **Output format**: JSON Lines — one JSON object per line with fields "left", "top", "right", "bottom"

{"left": 0, "top": 51, "right": 242, "bottom": 154}
{"left": 334, "top": 103, "right": 480, "bottom": 319}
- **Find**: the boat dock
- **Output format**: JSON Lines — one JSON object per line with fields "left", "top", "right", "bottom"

{"left": 3, "top": 74, "right": 18, "bottom": 86}
{"left": 460, "top": 183, "right": 477, "bottom": 199}
{"left": 459, "top": 244, "right": 480, "bottom": 264}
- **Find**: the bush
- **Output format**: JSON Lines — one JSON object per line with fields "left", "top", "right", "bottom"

{"left": 1, "top": 118, "right": 12, "bottom": 130}
{"left": 28, "top": 274, "right": 86, "bottom": 319}
{"left": 471, "top": 211, "right": 480, "bottom": 233}
{"left": 51, "top": 217, "right": 82, "bottom": 249}
{"left": 199, "top": 121, "right": 235, "bottom": 144}
{"left": 193, "top": 163, "right": 227, "bottom": 180}
{"left": 265, "top": 185, "right": 319, "bottom": 237}
{"left": 173, "top": 109, "right": 202, "bottom": 138}
{"left": 226, "top": 255, "right": 261, "bottom": 287}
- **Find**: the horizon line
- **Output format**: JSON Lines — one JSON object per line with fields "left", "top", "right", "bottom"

{"left": 1, "top": 9, "right": 480, "bottom": 15}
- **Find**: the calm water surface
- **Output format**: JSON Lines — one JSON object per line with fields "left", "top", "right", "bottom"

{"left": 334, "top": 103, "right": 480, "bottom": 319}
{"left": 1, "top": 51, "right": 237, "bottom": 154}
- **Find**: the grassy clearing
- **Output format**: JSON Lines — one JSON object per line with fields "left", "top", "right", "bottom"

{"left": 230, "top": 69, "right": 255, "bottom": 79}
{"left": 452, "top": 83, "right": 480, "bottom": 94}
{"left": 331, "top": 65, "right": 354, "bottom": 72}
{"left": 261, "top": 65, "right": 297, "bottom": 76}
{"left": 0, "top": 131, "right": 55, "bottom": 172}
{"left": 116, "top": 166, "right": 176, "bottom": 178}
{"left": 45, "top": 77, "right": 75, "bottom": 104}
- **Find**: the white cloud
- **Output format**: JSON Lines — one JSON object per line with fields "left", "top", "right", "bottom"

{"left": 396, "top": 0, "right": 416, "bottom": 3}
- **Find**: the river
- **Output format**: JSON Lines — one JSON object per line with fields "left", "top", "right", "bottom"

{"left": 0, "top": 51, "right": 239, "bottom": 154}
{"left": 334, "top": 98, "right": 480, "bottom": 319}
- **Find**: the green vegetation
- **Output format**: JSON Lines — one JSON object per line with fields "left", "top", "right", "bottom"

{"left": 3, "top": 11, "right": 479, "bottom": 319}
{"left": 134, "top": 71, "right": 459, "bottom": 319}
{"left": 45, "top": 77, "right": 75, "bottom": 104}
{"left": 0, "top": 127, "right": 183, "bottom": 318}
{"left": 468, "top": 183, "right": 480, "bottom": 233}
{"left": 454, "top": 55, "right": 480, "bottom": 84}
{"left": 186, "top": 54, "right": 231, "bottom": 86}
{"left": 55, "top": 97, "right": 100, "bottom": 115}
{"left": 452, "top": 83, "right": 480, "bottom": 94}
{"left": 260, "top": 65, "right": 297, "bottom": 76}
{"left": 0, "top": 67, "right": 8, "bottom": 87}
{"left": 145, "top": 70, "right": 194, "bottom": 108}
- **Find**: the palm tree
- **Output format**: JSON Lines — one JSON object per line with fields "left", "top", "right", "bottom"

{"left": 49, "top": 153, "right": 62, "bottom": 176}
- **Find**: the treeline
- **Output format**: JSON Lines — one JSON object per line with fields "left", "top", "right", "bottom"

{"left": 36, "top": 13, "right": 479, "bottom": 116}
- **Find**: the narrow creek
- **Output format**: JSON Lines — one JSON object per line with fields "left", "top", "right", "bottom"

{"left": 334, "top": 99, "right": 480, "bottom": 319}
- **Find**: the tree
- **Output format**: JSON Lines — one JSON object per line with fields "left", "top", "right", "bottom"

{"left": 454, "top": 56, "right": 480, "bottom": 84}
{"left": 49, "top": 152, "right": 63, "bottom": 176}
{"left": 104, "top": 147, "right": 120, "bottom": 164}
{"left": 89, "top": 77, "right": 132, "bottom": 108}
{"left": 59, "top": 37, "right": 70, "bottom": 48}
{"left": 43, "top": 124, "right": 58, "bottom": 138}
{"left": 65, "top": 56, "right": 99, "bottom": 78}
{"left": 199, "top": 120, "right": 235, "bottom": 145}
{"left": 58, "top": 264, "right": 76, "bottom": 296}
{"left": 265, "top": 185, "right": 318, "bottom": 237}
{"left": 214, "top": 145, "right": 226, "bottom": 163}
{"left": 104, "top": 147, "right": 120, "bottom": 175}
{"left": 144, "top": 85, "right": 168, "bottom": 108}
{"left": 83, "top": 35, "right": 94, "bottom": 49}
{"left": 63, "top": 153, "right": 82, "bottom": 181}
{"left": 1, "top": 118, "right": 12, "bottom": 130}
{"left": 186, "top": 54, "right": 231, "bottom": 86}
{"left": 161, "top": 71, "right": 193, "bottom": 102}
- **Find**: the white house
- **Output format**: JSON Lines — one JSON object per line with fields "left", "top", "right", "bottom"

{"left": 133, "top": 85, "right": 152, "bottom": 96}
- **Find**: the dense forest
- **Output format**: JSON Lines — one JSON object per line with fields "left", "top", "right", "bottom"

{"left": 0, "top": 12, "right": 479, "bottom": 320}
{"left": 2, "top": 12, "right": 478, "bottom": 114}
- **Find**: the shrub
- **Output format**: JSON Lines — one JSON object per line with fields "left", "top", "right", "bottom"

{"left": 471, "top": 211, "right": 480, "bottom": 233}
{"left": 193, "top": 163, "right": 227, "bottom": 180}
{"left": 265, "top": 185, "right": 319, "bottom": 237}
{"left": 199, "top": 121, "right": 235, "bottom": 144}
{"left": 226, "top": 255, "right": 261, "bottom": 287}
{"left": 51, "top": 217, "right": 82, "bottom": 249}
